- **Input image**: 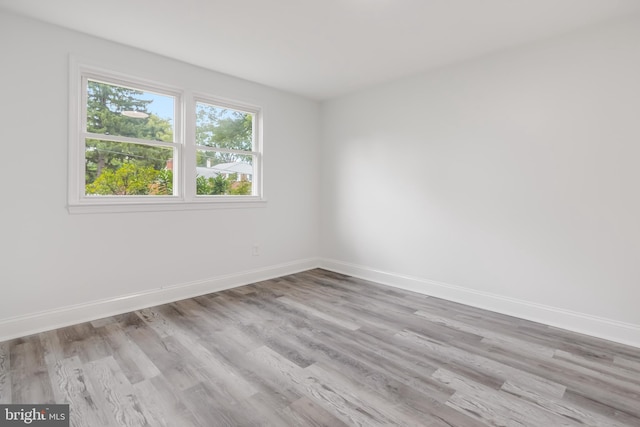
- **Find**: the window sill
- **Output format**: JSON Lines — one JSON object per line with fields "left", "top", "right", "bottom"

{"left": 68, "top": 198, "right": 267, "bottom": 214}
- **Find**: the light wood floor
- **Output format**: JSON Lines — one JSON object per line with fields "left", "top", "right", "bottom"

{"left": 1, "top": 269, "right": 640, "bottom": 426}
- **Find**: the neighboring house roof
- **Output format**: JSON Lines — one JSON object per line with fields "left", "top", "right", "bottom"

{"left": 196, "top": 162, "right": 253, "bottom": 179}
{"left": 196, "top": 167, "right": 218, "bottom": 179}
{"left": 211, "top": 162, "right": 253, "bottom": 175}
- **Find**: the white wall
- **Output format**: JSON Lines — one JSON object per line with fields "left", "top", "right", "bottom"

{"left": 0, "top": 11, "right": 320, "bottom": 338}
{"left": 320, "top": 16, "right": 640, "bottom": 345}
{"left": 2, "top": 10, "right": 639, "bottom": 348}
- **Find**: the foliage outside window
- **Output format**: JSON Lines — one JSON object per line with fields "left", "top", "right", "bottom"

{"left": 69, "top": 64, "right": 263, "bottom": 212}
{"left": 195, "top": 101, "right": 257, "bottom": 196}
{"left": 84, "top": 79, "right": 177, "bottom": 196}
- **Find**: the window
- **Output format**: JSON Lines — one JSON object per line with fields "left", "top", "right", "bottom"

{"left": 68, "top": 62, "right": 264, "bottom": 213}
{"left": 195, "top": 100, "right": 259, "bottom": 197}
{"left": 83, "top": 78, "right": 179, "bottom": 197}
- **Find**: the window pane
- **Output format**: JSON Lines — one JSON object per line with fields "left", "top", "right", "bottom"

{"left": 196, "top": 102, "right": 253, "bottom": 151}
{"left": 85, "top": 139, "right": 174, "bottom": 196}
{"left": 86, "top": 80, "right": 175, "bottom": 142}
{"left": 196, "top": 151, "right": 253, "bottom": 196}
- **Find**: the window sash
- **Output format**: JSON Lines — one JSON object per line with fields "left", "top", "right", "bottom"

{"left": 83, "top": 132, "right": 180, "bottom": 149}
{"left": 81, "top": 75, "right": 181, "bottom": 142}
{"left": 195, "top": 145, "right": 260, "bottom": 157}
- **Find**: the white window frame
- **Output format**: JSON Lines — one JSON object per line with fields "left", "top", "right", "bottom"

{"left": 68, "top": 59, "right": 265, "bottom": 214}
{"left": 191, "top": 94, "right": 263, "bottom": 199}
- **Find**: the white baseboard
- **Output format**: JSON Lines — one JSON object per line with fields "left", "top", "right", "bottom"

{"left": 4, "top": 257, "right": 639, "bottom": 349}
{"left": 0, "top": 258, "right": 320, "bottom": 342}
{"left": 319, "top": 258, "right": 640, "bottom": 349}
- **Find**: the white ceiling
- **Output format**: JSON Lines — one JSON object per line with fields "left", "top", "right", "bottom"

{"left": 2, "top": 0, "right": 640, "bottom": 100}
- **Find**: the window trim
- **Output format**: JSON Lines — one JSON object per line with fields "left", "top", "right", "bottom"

{"left": 68, "top": 58, "right": 266, "bottom": 214}
{"left": 192, "top": 94, "right": 262, "bottom": 200}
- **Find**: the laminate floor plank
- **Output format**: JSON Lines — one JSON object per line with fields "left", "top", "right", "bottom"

{"left": 224, "top": 349, "right": 303, "bottom": 406}
{"left": 10, "top": 336, "right": 55, "bottom": 404}
{"left": 120, "top": 326, "right": 178, "bottom": 372}
{"left": 131, "top": 379, "right": 178, "bottom": 427}
{"left": 144, "top": 374, "right": 202, "bottom": 427}
{"left": 2, "top": 269, "right": 640, "bottom": 426}
{"left": 266, "top": 316, "right": 455, "bottom": 403}
{"left": 562, "top": 388, "right": 640, "bottom": 426}
{"left": 39, "top": 329, "right": 65, "bottom": 368}
{"left": 356, "top": 324, "right": 507, "bottom": 390}
{"left": 247, "top": 345, "right": 401, "bottom": 426}
{"left": 96, "top": 324, "right": 161, "bottom": 385}
{"left": 285, "top": 272, "right": 419, "bottom": 316}
{"left": 242, "top": 392, "right": 302, "bottom": 427}
{"left": 57, "top": 323, "right": 112, "bottom": 363}
{"left": 511, "top": 325, "right": 619, "bottom": 362}
{"left": 183, "top": 379, "right": 270, "bottom": 427}
{"left": 501, "top": 380, "right": 630, "bottom": 427}
{"left": 90, "top": 317, "right": 118, "bottom": 328}
{"left": 545, "top": 325, "right": 640, "bottom": 361}
{"left": 171, "top": 330, "right": 259, "bottom": 402}
{"left": 205, "top": 293, "right": 276, "bottom": 327}
{"left": 205, "top": 326, "right": 262, "bottom": 356}
{"left": 433, "top": 368, "right": 581, "bottom": 427}
{"left": 418, "top": 326, "right": 640, "bottom": 424}
{"left": 135, "top": 307, "right": 180, "bottom": 338}
{"left": 283, "top": 396, "right": 351, "bottom": 427}
{"left": 304, "top": 361, "right": 431, "bottom": 427}
{"left": 414, "top": 310, "right": 556, "bottom": 359}
{"left": 0, "top": 341, "right": 11, "bottom": 403}
{"left": 163, "top": 300, "right": 224, "bottom": 338}
{"left": 277, "top": 296, "right": 361, "bottom": 331}
{"left": 396, "top": 329, "right": 567, "bottom": 399}
{"left": 613, "top": 354, "right": 640, "bottom": 373}
{"left": 51, "top": 355, "right": 115, "bottom": 427}
{"left": 82, "top": 356, "right": 150, "bottom": 427}
{"left": 552, "top": 349, "right": 640, "bottom": 390}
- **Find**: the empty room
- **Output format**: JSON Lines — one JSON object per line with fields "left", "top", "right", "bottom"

{"left": 1, "top": 0, "right": 639, "bottom": 426}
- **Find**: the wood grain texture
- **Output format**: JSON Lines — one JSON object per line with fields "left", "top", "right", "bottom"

{"left": 0, "top": 341, "right": 10, "bottom": 403}
{"left": 2, "top": 268, "right": 640, "bottom": 426}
